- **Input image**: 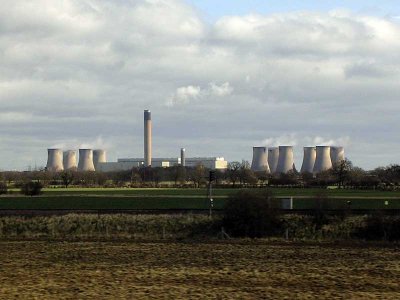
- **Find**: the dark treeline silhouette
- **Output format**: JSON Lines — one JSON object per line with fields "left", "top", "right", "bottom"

{"left": 1, "top": 160, "right": 400, "bottom": 190}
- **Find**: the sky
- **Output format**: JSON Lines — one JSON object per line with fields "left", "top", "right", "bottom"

{"left": 0, "top": 0, "right": 399, "bottom": 171}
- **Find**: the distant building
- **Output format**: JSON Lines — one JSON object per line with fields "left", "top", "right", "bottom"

{"left": 96, "top": 157, "right": 227, "bottom": 172}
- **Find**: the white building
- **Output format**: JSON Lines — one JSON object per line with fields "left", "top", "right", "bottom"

{"left": 96, "top": 157, "right": 227, "bottom": 172}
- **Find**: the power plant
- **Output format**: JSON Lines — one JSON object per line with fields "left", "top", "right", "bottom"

{"left": 268, "top": 147, "right": 279, "bottom": 174}
{"left": 46, "top": 110, "right": 227, "bottom": 172}
{"left": 251, "top": 147, "right": 270, "bottom": 173}
{"left": 44, "top": 109, "right": 345, "bottom": 175}
{"left": 46, "top": 149, "right": 64, "bottom": 172}
{"left": 300, "top": 147, "right": 316, "bottom": 174}
{"left": 313, "top": 146, "right": 333, "bottom": 174}
{"left": 63, "top": 150, "right": 77, "bottom": 170}
{"left": 78, "top": 149, "right": 96, "bottom": 172}
{"left": 275, "top": 146, "right": 294, "bottom": 174}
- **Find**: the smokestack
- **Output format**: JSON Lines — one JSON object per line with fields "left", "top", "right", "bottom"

{"left": 300, "top": 147, "right": 316, "bottom": 174}
{"left": 268, "top": 147, "right": 279, "bottom": 174}
{"left": 330, "top": 146, "right": 345, "bottom": 166}
{"left": 275, "top": 146, "right": 294, "bottom": 174}
{"left": 313, "top": 146, "right": 332, "bottom": 174}
{"left": 144, "top": 110, "right": 152, "bottom": 167}
{"left": 63, "top": 150, "right": 77, "bottom": 170}
{"left": 180, "top": 148, "right": 186, "bottom": 167}
{"left": 251, "top": 147, "right": 270, "bottom": 173}
{"left": 78, "top": 149, "right": 95, "bottom": 171}
{"left": 46, "top": 149, "right": 64, "bottom": 172}
{"left": 93, "top": 149, "right": 107, "bottom": 170}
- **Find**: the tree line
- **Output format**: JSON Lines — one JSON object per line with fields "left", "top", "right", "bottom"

{"left": 1, "top": 160, "right": 400, "bottom": 190}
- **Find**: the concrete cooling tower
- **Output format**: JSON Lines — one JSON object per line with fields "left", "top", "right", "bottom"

{"left": 313, "top": 146, "right": 332, "bottom": 174}
{"left": 93, "top": 150, "right": 106, "bottom": 170}
{"left": 251, "top": 147, "right": 270, "bottom": 173}
{"left": 300, "top": 147, "right": 316, "bottom": 173}
{"left": 63, "top": 150, "right": 77, "bottom": 170}
{"left": 78, "top": 149, "right": 95, "bottom": 171}
{"left": 268, "top": 147, "right": 279, "bottom": 174}
{"left": 46, "top": 149, "right": 64, "bottom": 172}
{"left": 275, "top": 146, "right": 294, "bottom": 174}
{"left": 330, "top": 146, "right": 345, "bottom": 166}
{"left": 144, "top": 110, "right": 152, "bottom": 167}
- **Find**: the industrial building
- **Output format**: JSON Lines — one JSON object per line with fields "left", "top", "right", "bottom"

{"left": 268, "top": 147, "right": 279, "bottom": 174}
{"left": 313, "top": 146, "right": 333, "bottom": 174}
{"left": 275, "top": 146, "right": 294, "bottom": 174}
{"left": 46, "top": 109, "right": 227, "bottom": 172}
{"left": 300, "top": 147, "right": 316, "bottom": 174}
{"left": 63, "top": 150, "right": 77, "bottom": 170}
{"left": 251, "top": 147, "right": 270, "bottom": 173}
{"left": 96, "top": 157, "right": 227, "bottom": 172}
{"left": 251, "top": 145, "right": 345, "bottom": 175}
{"left": 46, "top": 149, "right": 64, "bottom": 172}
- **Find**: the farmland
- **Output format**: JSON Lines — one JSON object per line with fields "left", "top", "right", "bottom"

{"left": 1, "top": 187, "right": 400, "bottom": 211}
{"left": 0, "top": 240, "right": 399, "bottom": 299}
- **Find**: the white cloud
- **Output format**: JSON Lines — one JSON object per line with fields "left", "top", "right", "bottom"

{"left": 166, "top": 85, "right": 201, "bottom": 106}
{"left": 166, "top": 82, "right": 233, "bottom": 106}
{"left": 0, "top": 1, "right": 399, "bottom": 169}
{"left": 209, "top": 82, "right": 233, "bottom": 96}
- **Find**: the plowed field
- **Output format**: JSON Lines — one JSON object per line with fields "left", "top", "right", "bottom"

{"left": 0, "top": 241, "right": 399, "bottom": 299}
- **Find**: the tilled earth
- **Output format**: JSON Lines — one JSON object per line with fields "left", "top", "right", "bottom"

{"left": 0, "top": 240, "right": 399, "bottom": 299}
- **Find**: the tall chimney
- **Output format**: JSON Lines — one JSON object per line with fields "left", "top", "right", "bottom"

{"left": 180, "top": 148, "right": 186, "bottom": 167}
{"left": 144, "top": 110, "right": 152, "bottom": 167}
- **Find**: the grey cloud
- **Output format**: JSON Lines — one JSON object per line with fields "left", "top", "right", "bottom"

{"left": 0, "top": 1, "right": 399, "bottom": 170}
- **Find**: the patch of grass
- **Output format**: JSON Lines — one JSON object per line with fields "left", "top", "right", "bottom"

{"left": 0, "top": 196, "right": 226, "bottom": 210}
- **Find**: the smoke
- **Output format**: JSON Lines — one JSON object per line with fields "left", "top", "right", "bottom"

{"left": 306, "top": 136, "right": 351, "bottom": 147}
{"left": 166, "top": 82, "right": 233, "bottom": 106}
{"left": 260, "top": 134, "right": 350, "bottom": 147}
{"left": 261, "top": 133, "right": 298, "bottom": 147}
{"left": 50, "top": 135, "right": 110, "bottom": 150}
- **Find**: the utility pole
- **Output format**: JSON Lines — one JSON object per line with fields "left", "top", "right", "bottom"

{"left": 208, "top": 171, "right": 216, "bottom": 217}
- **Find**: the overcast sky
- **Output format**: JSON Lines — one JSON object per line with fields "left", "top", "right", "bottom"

{"left": 0, "top": 0, "right": 399, "bottom": 171}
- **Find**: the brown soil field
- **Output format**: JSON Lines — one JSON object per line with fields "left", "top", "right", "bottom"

{"left": 0, "top": 241, "right": 399, "bottom": 299}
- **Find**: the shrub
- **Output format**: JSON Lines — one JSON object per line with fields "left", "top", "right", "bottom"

{"left": 354, "top": 214, "right": 400, "bottom": 241}
{"left": 0, "top": 182, "right": 7, "bottom": 195}
{"left": 222, "top": 189, "right": 282, "bottom": 238}
{"left": 21, "top": 181, "right": 43, "bottom": 196}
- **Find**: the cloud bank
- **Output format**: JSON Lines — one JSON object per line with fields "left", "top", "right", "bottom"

{"left": 0, "top": 0, "right": 399, "bottom": 170}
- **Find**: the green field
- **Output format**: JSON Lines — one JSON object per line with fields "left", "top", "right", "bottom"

{"left": 34, "top": 187, "right": 400, "bottom": 198}
{"left": 1, "top": 187, "right": 400, "bottom": 210}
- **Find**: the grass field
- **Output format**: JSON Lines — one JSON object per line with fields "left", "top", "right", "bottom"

{"left": 0, "top": 241, "right": 399, "bottom": 299}
{"left": 1, "top": 195, "right": 400, "bottom": 210}
{"left": 1, "top": 187, "right": 400, "bottom": 210}
{"left": 34, "top": 187, "right": 400, "bottom": 198}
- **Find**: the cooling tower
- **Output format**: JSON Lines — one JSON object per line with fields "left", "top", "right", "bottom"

{"left": 144, "top": 110, "right": 152, "bottom": 167}
{"left": 78, "top": 149, "right": 95, "bottom": 171}
{"left": 275, "top": 146, "right": 294, "bottom": 174}
{"left": 300, "top": 147, "right": 316, "bottom": 173}
{"left": 63, "top": 150, "right": 77, "bottom": 170}
{"left": 181, "top": 148, "right": 186, "bottom": 167}
{"left": 93, "top": 149, "right": 106, "bottom": 170}
{"left": 268, "top": 147, "right": 279, "bottom": 174}
{"left": 330, "top": 146, "right": 345, "bottom": 166}
{"left": 46, "top": 149, "right": 64, "bottom": 172}
{"left": 251, "top": 147, "right": 270, "bottom": 173}
{"left": 313, "top": 146, "right": 332, "bottom": 174}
